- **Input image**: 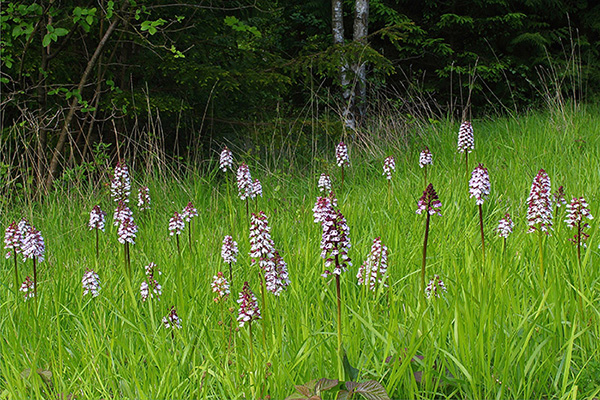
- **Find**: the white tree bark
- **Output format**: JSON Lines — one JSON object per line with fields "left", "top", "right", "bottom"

{"left": 353, "top": 0, "right": 369, "bottom": 120}
{"left": 332, "top": 0, "right": 355, "bottom": 129}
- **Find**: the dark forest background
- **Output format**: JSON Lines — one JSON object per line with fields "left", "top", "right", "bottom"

{"left": 1, "top": 0, "right": 599, "bottom": 194}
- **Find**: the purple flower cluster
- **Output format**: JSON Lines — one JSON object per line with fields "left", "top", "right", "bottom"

{"left": 4, "top": 221, "right": 21, "bottom": 259}
{"left": 82, "top": 269, "right": 101, "bottom": 297}
{"left": 162, "top": 306, "right": 182, "bottom": 329}
{"left": 469, "top": 163, "right": 490, "bottom": 205}
{"left": 565, "top": 197, "right": 593, "bottom": 246}
{"left": 169, "top": 212, "right": 184, "bottom": 236}
{"left": 20, "top": 276, "right": 35, "bottom": 301}
{"left": 336, "top": 142, "right": 349, "bottom": 167}
{"left": 249, "top": 212, "right": 290, "bottom": 295}
{"left": 319, "top": 208, "right": 352, "bottom": 276}
{"left": 22, "top": 225, "right": 45, "bottom": 262}
{"left": 237, "top": 163, "right": 253, "bottom": 201}
{"left": 113, "top": 201, "right": 133, "bottom": 227}
{"left": 237, "top": 281, "right": 261, "bottom": 327}
{"left": 181, "top": 202, "right": 198, "bottom": 222}
{"left": 425, "top": 275, "right": 447, "bottom": 299}
{"left": 457, "top": 121, "right": 474, "bottom": 153}
{"left": 497, "top": 213, "right": 514, "bottom": 238}
{"left": 221, "top": 235, "right": 239, "bottom": 264}
{"left": 137, "top": 186, "right": 151, "bottom": 211}
{"left": 383, "top": 156, "right": 395, "bottom": 181}
{"left": 211, "top": 271, "right": 230, "bottom": 303}
{"left": 220, "top": 146, "right": 234, "bottom": 172}
{"left": 252, "top": 179, "right": 263, "bottom": 198}
{"left": 110, "top": 162, "right": 131, "bottom": 203}
{"left": 140, "top": 262, "right": 162, "bottom": 301}
{"left": 419, "top": 147, "right": 433, "bottom": 168}
{"left": 89, "top": 205, "right": 106, "bottom": 231}
{"left": 318, "top": 174, "right": 332, "bottom": 192}
{"left": 554, "top": 186, "right": 567, "bottom": 208}
{"left": 356, "top": 237, "right": 388, "bottom": 292}
{"left": 526, "top": 169, "right": 553, "bottom": 234}
{"left": 117, "top": 216, "right": 137, "bottom": 245}
{"left": 416, "top": 184, "right": 442, "bottom": 216}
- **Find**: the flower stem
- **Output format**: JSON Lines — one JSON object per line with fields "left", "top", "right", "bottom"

{"left": 95, "top": 228, "right": 99, "bottom": 261}
{"left": 33, "top": 257, "right": 38, "bottom": 300}
{"left": 341, "top": 165, "right": 345, "bottom": 191}
{"left": 478, "top": 204, "right": 485, "bottom": 263}
{"left": 176, "top": 235, "right": 181, "bottom": 257}
{"left": 465, "top": 152, "right": 469, "bottom": 177}
{"left": 335, "top": 272, "right": 343, "bottom": 380}
{"left": 576, "top": 220, "right": 584, "bottom": 319}
{"left": 424, "top": 165, "right": 428, "bottom": 187}
{"left": 13, "top": 252, "right": 19, "bottom": 296}
{"left": 188, "top": 221, "right": 192, "bottom": 251}
{"left": 538, "top": 230, "right": 544, "bottom": 282}
{"left": 421, "top": 213, "right": 431, "bottom": 299}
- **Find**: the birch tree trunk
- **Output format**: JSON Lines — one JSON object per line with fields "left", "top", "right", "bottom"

{"left": 332, "top": 0, "right": 355, "bottom": 129}
{"left": 353, "top": 0, "right": 369, "bottom": 121}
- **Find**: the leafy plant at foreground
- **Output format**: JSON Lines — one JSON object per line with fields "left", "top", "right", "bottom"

{"left": 286, "top": 377, "right": 390, "bottom": 400}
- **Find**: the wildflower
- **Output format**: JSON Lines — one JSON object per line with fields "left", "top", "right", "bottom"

{"left": 469, "top": 164, "right": 491, "bottom": 205}
{"left": 113, "top": 201, "right": 133, "bottom": 227}
{"left": 22, "top": 225, "right": 45, "bottom": 263}
{"left": 425, "top": 275, "right": 447, "bottom": 299}
{"left": 318, "top": 174, "right": 332, "bottom": 192}
{"left": 181, "top": 202, "right": 198, "bottom": 222}
{"left": 419, "top": 147, "right": 433, "bottom": 168}
{"left": 82, "top": 269, "right": 101, "bottom": 297}
{"left": 4, "top": 221, "right": 21, "bottom": 259}
{"left": 383, "top": 156, "right": 396, "bottom": 181}
{"left": 220, "top": 146, "right": 234, "bottom": 172}
{"left": 89, "top": 205, "right": 107, "bottom": 231}
{"left": 312, "top": 196, "right": 336, "bottom": 224}
{"left": 526, "top": 169, "right": 553, "bottom": 234}
{"left": 236, "top": 163, "right": 253, "bottom": 201}
{"left": 137, "top": 186, "right": 151, "bottom": 211}
{"left": 18, "top": 218, "right": 31, "bottom": 237}
{"left": 117, "top": 216, "right": 137, "bottom": 244}
{"left": 237, "top": 281, "right": 261, "bottom": 327}
{"left": 252, "top": 179, "right": 263, "bottom": 198}
{"left": 110, "top": 162, "right": 131, "bottom": 203}
{"left": 168, "top": 212, "right": 184, "bottom": 236}
{"left": 19, "top": 276, "right": 35, "bottom": 301}
{"left": 249, "top": 212, "right": 275, "bottom": 264}
{"left": 565, "top": 197, "right": 593, "bottom": 246}
{"left": 249, "top": 212, "right": 289, "bottom": 294}
{"left": 269, "top": 250, "right": 291, "bottom": 296}
{"left": 320, "top": 209, "right": 352, "bottom": 276}
{"left": 457, "top": 121, "right": 474, "bottom": 153}
{"left": 336, "top": 142, "right": 350, "bottom": 167}
{"left": 221, "top": 235, "right": 239, "bottom": 264}
{"left": 162, "top": 306, "right": 182, "bottom": 329}
{"left": 416, "top": 183, "right": 442, "bottom": 216}
{"left": 497, "top": 213, "right": 514, "bottom": 238}
{"left": 140, "top": 262, "right": 162, "bottom": 301}
{"left": 212, "top": 271, "right": 230, "bottom": 303}
{"left": 357, "top": 237, "right": 388, "bottom": 292}
{"left": 554, "top": 186, "right": 567, "bottom": 208}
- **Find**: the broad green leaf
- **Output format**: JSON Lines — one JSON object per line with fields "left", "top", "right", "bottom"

{"left": 346, "top": 381, "right": 390, "bottom": 400}
{"left": 42, "top": 33, "right": 51, "bottom": 47}
{"left": 54, "top": 27, "right": 68, "bottom": 36}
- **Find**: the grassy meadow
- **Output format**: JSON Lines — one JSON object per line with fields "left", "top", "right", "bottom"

{"left": 2, "top": 108, "right": 600, "bottom": 399}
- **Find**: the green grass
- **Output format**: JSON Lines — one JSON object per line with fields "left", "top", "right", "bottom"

{"left": 2, "top": 107, "right": 600, "bottom": 399}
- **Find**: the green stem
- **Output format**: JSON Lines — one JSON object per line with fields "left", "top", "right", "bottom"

{"left": 478, "top": 204, "right": 485, "bottom": 263}
{"left": 14, "top": 252, "right": 19, "bottom": 296}
{"left": 341, "top": 165, "right": 345, "bottom": 191}
{"left": 538, "top": 230, "right": 544, "bottom": 282}
{"left": 335, "top": 272, "right": 343, "bottom": 380}
{"left": 421, "top": 213, "right": 431, "bottom": 299}
{"left": 95, "top": 228, "right": 99, "bottom": 261}
{"left": 424, "top": 165, "right": 428, "bottom": 187}
{"left": 259, "top": 271, "right": 267, "bottom": 349}
{"left": 176, "top": 235, "right": 181, "bottom": 257}
{"left": 465, "top": 152, "right": 469, "bottom": 177}
{"left": 576, "top": 221, "right": 584, "bottom": 319}
{"left": 188, "top": 221, "right": 192, "bottom": 251}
